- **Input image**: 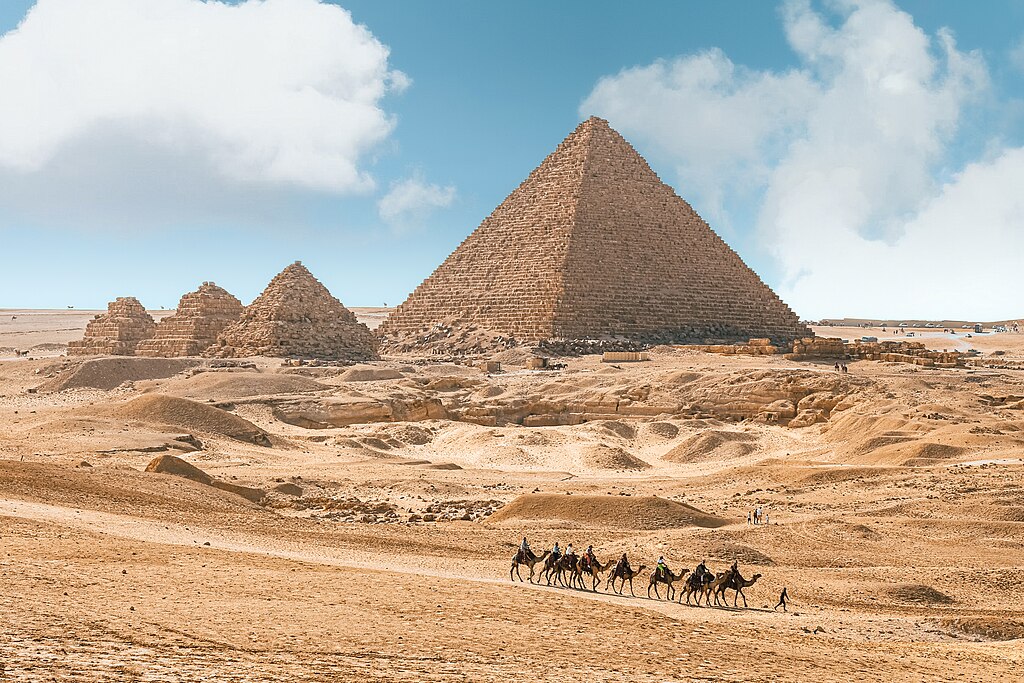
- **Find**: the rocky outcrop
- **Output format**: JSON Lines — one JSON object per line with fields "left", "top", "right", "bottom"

{"left": 145, "top": 454, "right": 264, "bottom": 503}
{"left": 269, "top": 368, "right": 861, "bottom": 430}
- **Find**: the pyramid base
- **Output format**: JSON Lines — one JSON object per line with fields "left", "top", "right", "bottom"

{"left": 379, "top": 325, "right": 812, "bottom": 358}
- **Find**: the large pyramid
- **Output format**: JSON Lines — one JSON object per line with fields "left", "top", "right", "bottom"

{"left": 379, "top": 117, "right": 810, "bottom": 352}
{"left": 208, "top": 262, "right": 378, "bottom": 361}
{"left": 135, "top": 282, "right": 243, "bottom": 357}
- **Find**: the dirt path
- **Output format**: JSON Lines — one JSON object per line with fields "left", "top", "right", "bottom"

{"left": 3, "top": 496, "right": 1022, "bottom": 682}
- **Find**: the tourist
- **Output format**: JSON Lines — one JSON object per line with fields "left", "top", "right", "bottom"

{"left": 584, "top": 545, "right": 596, "bottom": 569}
{"left": 551, "top": 541, "right": 561, "bottom": 562}
{"left": 565, "top": 542, "right": 574, "bottom": 559}
{"left": 775, "top": 586, "right": 789, "bottom": 612}
{"left": 657, "top": 555, "right": 668, "bottom": 580}
{"left": 747, "top": 511, "right": 752, "bottom": 525}
{"left": 520, "top": 537, "right": 534, "bottom": 561}
{"left": 834, "top": 362, "right": 841, "bottom": 372}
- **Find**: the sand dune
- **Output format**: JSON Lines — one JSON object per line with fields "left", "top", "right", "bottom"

{"left": 154, "top": 370, "right": 328, "bottom": 400}
{"left": 107, "top": 394, "right": 272, "bottom": 446}
{"left": 487, "top": 493, "right": 729, "bottom": 530}
{"left": 662, "top": 429, "right": 757, "bottom": 463}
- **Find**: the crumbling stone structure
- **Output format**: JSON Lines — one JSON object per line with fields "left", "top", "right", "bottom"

{"left": 67, "top": 297, "right": 156, "bottom": 356}
{"left": 695, "top": 336, "right": 967, "bottom": 368}
{"left": 135, "top": 282, "right": 243, "bottom": 357}
{"left": 379, "top": 117, "right": 810, "bottom": 353}
{"left": 209, "top": 262, "right": 377, "bottom": 361}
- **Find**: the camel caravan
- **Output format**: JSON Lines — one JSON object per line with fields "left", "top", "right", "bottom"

{"left": 510, "top": 538, "right": 763, "bottom": 608}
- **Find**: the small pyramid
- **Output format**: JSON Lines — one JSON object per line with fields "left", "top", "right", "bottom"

{"left": 209, "top": 262, "right": 378, "bottom": 361}
{"left": 379, "top": 117, "right": 811, "bottom": 352}
{"left": 67, "top": 297, "right": 156, "bottom": 356}
{"left": 136, "top": 282, "right": 243, "bottom": 357}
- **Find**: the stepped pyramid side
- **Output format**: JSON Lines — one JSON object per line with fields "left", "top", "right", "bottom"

{"left": 552, "top": 119, "right": 811, "bottom": 343}
{"left": 136, "top": 282, "right": 243, "bottom": 357}
{"left": 381, "top": 117, "right": 810, "bottom": 352}
{"left": 377, "top": 124, "right": 593, "bottom": 349}
{"left": 209, "top": 262, "right": 378, "bottom": 361}
{"left": 67, "top": 297, "right": 156, "bottom": 356}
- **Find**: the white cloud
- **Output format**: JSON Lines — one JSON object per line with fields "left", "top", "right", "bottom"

{"left": 378, "top": 173, "right": 455, "bottom": 229}
{"left": 0, "top": 0, "right": 407, "bottom": 221}
{"left": 1011, "top": 36, "right": 1024, "bottom": 73}
{"left": 582, "top": 0, "right": 1024, "bottom": 320}
{"left": 583, "top": 49, "right": 816, "bottom": 223}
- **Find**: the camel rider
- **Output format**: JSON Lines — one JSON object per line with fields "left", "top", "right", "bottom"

{"left": 565, "top": 543, "right": 574, "bottom": 559}
{"left": 520, "top": 537, "right": 534, "bottom": 562}
{"left": 551, "top": 542, "right": 561, "bottom": 562}
{"left": 583, "top": 545, "right": 596, "bottom": 569}
{"left": 693, "top": 560, "right": 708, "bottom": 584}
{"left": 657, "top": 555, "right": 669, "bottom": 580}
{"left": 616, "top": 553, "right": 630, "bottom": 576}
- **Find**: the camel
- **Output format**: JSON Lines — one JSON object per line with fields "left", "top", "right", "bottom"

{"left": 648, "top": 567, "right": 690, "bottom": 601}
{"left": 705, "top": 570, "right": 735, "bottom": 607}
{"left": 680, "top": 569, "right": 714, "bottom": 606}
{"left": 510, "top": 549, "right": 550, "bottom": 583}
{"left": 549, "top": 553, "right": 583, "bottom": 589}
{"left": 540, "top": 552, "right": 561, "bottom": 585}
{"left": 576, "top": 556, "right": 615, "bottom": 591}
{"left": 719, "top": 570, "right": 762, "bottom": 608}
{"left": 604, "top": 563, "right": 648, "bottom": 596}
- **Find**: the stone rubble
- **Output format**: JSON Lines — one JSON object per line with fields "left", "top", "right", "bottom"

{"left": 688, "top": 336, "right": 968, "bottom": 368}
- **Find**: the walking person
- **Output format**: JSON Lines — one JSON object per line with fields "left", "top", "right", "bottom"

{"left": 775, "top": 586, "right": 789, "bottom": 612}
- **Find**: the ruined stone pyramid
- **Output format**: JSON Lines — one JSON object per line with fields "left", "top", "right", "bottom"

{"left": 67, "top": 297, "right": 156, "bottom": 356}
{"left": 135, "top": 282, "right": 243, "bottom": 357}
{"left": 208, "top": 262, "right": 378, "bottom": 361}
{"left": 379, "top": 117, "right": 810, "bottom": 351}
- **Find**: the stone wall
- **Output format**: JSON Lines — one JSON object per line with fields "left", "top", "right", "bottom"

{"left": 67, "top": 297, "right": 156, "bottom": 356}
{"left": 691, "top": 336, "right": 967, "bottom": 368}
{"left": 209, "top": 262, "right": 378, "bottom": 361}
{"left": 379, "top": 117, "right": 810, "bottom": 353}
{"left": 136, "top": 282, "right": 243, "bottom": 357}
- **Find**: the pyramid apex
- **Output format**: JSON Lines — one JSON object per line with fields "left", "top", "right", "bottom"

{"left": 279, "top": 260, "right": 312, "bottom": 276}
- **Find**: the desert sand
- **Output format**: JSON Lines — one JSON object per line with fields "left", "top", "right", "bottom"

{"left": 1, "top": 318, "right": 1023, "bottom": 681}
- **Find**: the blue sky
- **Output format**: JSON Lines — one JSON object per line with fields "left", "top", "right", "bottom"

{"left": 0, "top": 0, "right": 1022, "bottom": 319}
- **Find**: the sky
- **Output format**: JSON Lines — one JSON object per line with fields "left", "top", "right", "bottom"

{"left": 0, "top": 0, "right": 1022, "bottom": 320}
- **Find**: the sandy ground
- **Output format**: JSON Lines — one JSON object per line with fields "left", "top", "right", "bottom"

{"left": 1, "top": 317, "right": 1023, "bottom": 680}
